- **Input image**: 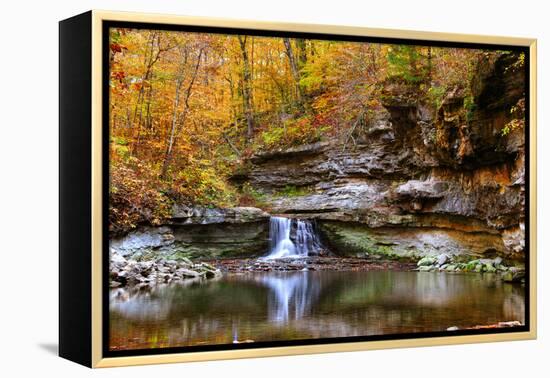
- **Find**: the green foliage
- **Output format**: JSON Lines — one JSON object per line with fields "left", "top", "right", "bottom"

{"left": 237, "top": 182, "right": 269, "bottom": 208}
{"left": 463, "top": 95, "right": 477, "bottom": 122}
{"left": 504, "top": 51, "right": 525, "bottom": 73}
{"left": 172, "top": 160, "right": 237, "bottom": 207}
{"left": 275, "top": 185, "right": 312, "bottom": 198}
{"left": 501, "top": 53, "right": 526, "bottom": 137}
{"left": 260, "top": 126, "right": 285, "bottom": 148}
{"left": 111, "top": 136, "right": 131, "bottom": 159}
{"left": 501, "top": 98, "right": 525, "bottom": 136}
{"left": 386, "top": 45, "right": 428, "bottom": 84}
{"left": 424, "top": 47, "right": 481, "bottom": 113}
{"left": 299, "top": 61, "right": 324, "bottom": 91}
{"left": 427, "top": 85, "right": 446, "bottom": 108}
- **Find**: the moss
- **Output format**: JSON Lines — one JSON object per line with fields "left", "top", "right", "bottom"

{"left": 428, "top": 85, "right": 447, "bottom": 109}
{"left": 274, "top": 185, "right": 313, "bottom": 198}
{"left": 464, "top": 259, "right": 480, "bottom": 271}
{"left": 319, "top": 222, "right": 418, "bottom": 261}
{"left": 483, "top": 263, "right": 495, "bottom": 273}
{"left": 238, "top": 182, "right": 270, "bottom": 209}
{"left": 463, "top": 95, "right": 477, "bottom": 122}
{"left": 417, "top": 256, "right": 437, "bottom": 266}
{"left": 127, "top": 240, "right": 266, "bottom": 261}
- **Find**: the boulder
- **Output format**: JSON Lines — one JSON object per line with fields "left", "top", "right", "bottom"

{"left": 109, "top": 255, "right": 223, "bottom": 287}
{"left": 417, "top": 256, "right": 437, "bottom": 267}
{"left": 394, "top": 180, "right": 449, "bottom": 200}
{"left": 437, "top": 254, "right": 449, "bottom": 266}
{"left": 502, "top": 268, "right": 525, "bottom": 283}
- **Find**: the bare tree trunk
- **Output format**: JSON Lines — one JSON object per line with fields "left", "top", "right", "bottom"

{"left": 145, "top": 82, "right": 153, "bottom": 130}
{"left": 222, "top": 132, "right": 241, "bottom": 156}
{"left": 283, "top": 38, "right": 303, "bottom": 111}
{"left": 133, "top": 32, "right": 165, "bottom": 155}
{"left": 161, "top": 48, "right": 204, "bottom": 178}
{"left": 295, "top": 38, "right": 308, "bottom": 69}
{"left": 427, "top": 46, "right": 433, "bottom": 84}
{"left": 238, "top": 36, "right": 254, "bottom": 142}
{"left": 163, "top": 77, "right": 183, "bottom": 176}
{"left": 224, "top": 75, "right": 238, "bottom": 128}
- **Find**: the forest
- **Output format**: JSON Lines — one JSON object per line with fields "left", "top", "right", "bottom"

{"left": 108, "top": 28, "right": 524, "bottom": 234}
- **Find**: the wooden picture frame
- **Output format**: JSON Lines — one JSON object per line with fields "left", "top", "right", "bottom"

{"left": 59, "top": 10, "right": 537, "bottom": 368}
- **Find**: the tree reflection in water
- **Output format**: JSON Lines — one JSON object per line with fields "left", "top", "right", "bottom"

{"left": 109, "top": 271, "right": 525, "bottom": 351}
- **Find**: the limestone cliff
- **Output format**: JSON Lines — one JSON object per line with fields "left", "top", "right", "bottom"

{"left": 111, "top": 206, "right": 270, "bottom": 260}
{"left": 232, "top": 52, "right": 526, "bottom": 263}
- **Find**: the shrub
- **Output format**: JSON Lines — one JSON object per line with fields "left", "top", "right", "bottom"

{"left": 109, "top": 157, "right": 172, "bottom": 235}
{"left": 501, "top": 98, "right": 525, "bottom": 136}
{"left": 258, "top": 116, "right": 329, "bottom": 151}
{"left": 237, "top": 182, "right": 269, "bottom": 209}
{"left": 171, "top": 161, "right": 236, "bottom": 207}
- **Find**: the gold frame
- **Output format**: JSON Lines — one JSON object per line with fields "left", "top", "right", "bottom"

{"left": 90, "top": 10, "right": 537, "bottom": 368}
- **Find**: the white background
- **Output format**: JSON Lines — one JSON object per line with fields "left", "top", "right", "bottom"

{"left": 1, "top": 0, "right": 547, "bottom": 376}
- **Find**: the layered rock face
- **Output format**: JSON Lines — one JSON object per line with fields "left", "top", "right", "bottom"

{"left": 111, "top": 53, "right": 525, "bottom": 266}
{"left": 234, "top": 53, "right": 526, "bottom": 264}
{"left": 111, "top": 206, "right": 270, "bottom": 260}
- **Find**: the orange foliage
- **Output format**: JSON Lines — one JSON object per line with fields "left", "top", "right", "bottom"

{"left": 108, "top": 27, "right": 511, "bottom": 232}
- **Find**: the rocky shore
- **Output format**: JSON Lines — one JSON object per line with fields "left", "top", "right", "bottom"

{"left": 211, "top": 256, "right": 416, "bottom": 273}
{"left": 109, "top": 250, "right": 222, "bottom": 288}
{"left": 415, "top": 254, "right": 525, "bottom": 281}
{"left": 110, "top": 247, "right": 526, "bottom": 288}
{"left": 208, "top": 254, "right": 524, "bottom": 283}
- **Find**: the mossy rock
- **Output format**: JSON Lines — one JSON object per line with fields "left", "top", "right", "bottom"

{"left": 465, "top": 260, "right": 480, "bottom": 271}
{"left": 445, "top": 264, "right": 457, "bottom": 272}
{"left": 417, "top": 256, "right": 437, "bottom": 267}
{"left": 318, "top": 221, "right": 419, "bottom": 261}
{"left": 484, "top": 263, "right": 497, "bottom": 273}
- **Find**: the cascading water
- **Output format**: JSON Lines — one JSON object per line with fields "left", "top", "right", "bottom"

{"left": 295, "top": 219, "right": 322, "bottom": 256}
{"left": 263, "top": 216, "right": 322, "bottom": 259}
{"left": 266, "top": 217, "right": 296, "bottom": 259}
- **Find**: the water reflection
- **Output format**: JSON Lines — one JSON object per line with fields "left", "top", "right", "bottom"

{"left": 109, "top": 271, "right": 525, "bottom": 351}
{"left": 255, "top": 273, "right": 321, "bottom": 322}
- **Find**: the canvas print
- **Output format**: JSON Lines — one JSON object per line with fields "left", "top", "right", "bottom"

{"left": 107, "top": 26, "right": 527, "bottom": 352}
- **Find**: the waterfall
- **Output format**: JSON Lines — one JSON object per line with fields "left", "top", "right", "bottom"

{"left": 266, "top": 217, "right": 296, "bottom": 259}
{"left": 263, "top": 216, "right": 322, "bottom": 259}
{"left": 295, "top": 219, "right": 322, "bottom": 256}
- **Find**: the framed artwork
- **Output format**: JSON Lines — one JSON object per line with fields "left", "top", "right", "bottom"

{"left": 59, "top": 10, "right": 537, "bottom": 368}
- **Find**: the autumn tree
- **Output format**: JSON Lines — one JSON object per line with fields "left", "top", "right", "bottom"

{"left": 238, "top": 36, "right": 255, "bottom": 142}
{"left": 108, "top": 28, "right": 488, "bottom": 232}
{"left": 386, "top": 45, "right": 430, "bottom": 84}
{"left": 161, "top": 43, "right": 204, "bottom": 178}
{"left": 283, "top": 38, "right": 305, "bottom": 111}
